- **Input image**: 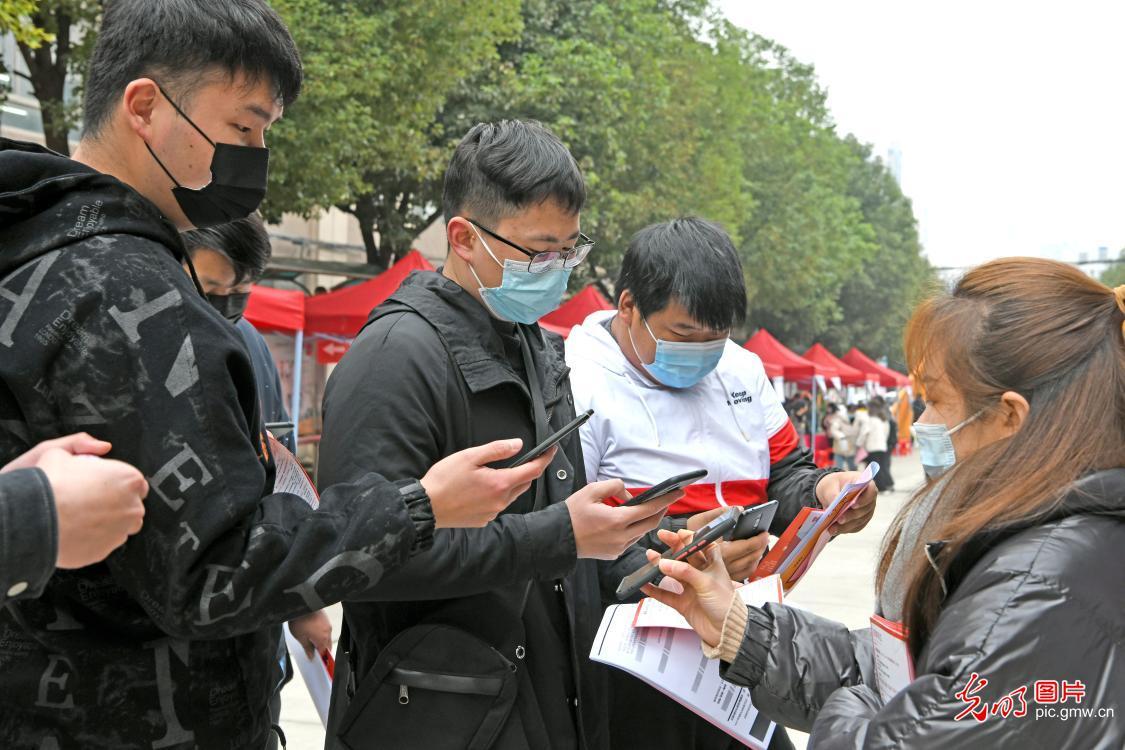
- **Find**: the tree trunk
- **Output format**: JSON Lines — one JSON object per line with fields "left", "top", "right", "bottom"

{"left": 18, "top": 10, "right": 72, "bottom": 155}
{"left": 349, "top": 194, "right": 385, "bottom": 270}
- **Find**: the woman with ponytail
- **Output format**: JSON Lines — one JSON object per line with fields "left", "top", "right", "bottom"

{"left": 644, "top": 258, "right": 1125, "bottom": 748}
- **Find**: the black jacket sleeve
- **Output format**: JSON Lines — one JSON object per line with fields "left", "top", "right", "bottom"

{"left": 767, "top": 446, "right": 840, "bottom": 532}
{"left": 12, "top": 243, "right": 434, "bottom": 640}
{"left": 318, "top": 312, "right": 578, "bottom": 602}
{"left": 0, "top": 467, "right": 57, "bottom": 604}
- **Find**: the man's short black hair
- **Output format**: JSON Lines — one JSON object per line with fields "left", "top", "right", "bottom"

{"left": 83, "top": 0, "right": 303, "bottom": 138}
{"left": 442, "top": 120, "right": 586, "bottom": 226}
{"left": 616, "top": 217, "right": 747, "bottom": 331}
{"left": 182, "top": 214, "right": 272, "bottom": 285}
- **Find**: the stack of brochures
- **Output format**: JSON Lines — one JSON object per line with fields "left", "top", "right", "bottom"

{"left": 590, "top": 576, "right": 783, "bottom": 749}
{"left": 752, "top": 462, "right": 879, "bottom": 594}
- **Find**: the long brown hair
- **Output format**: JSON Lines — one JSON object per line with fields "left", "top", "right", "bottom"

{"left": 875, "top": 257, "right": 1125, "bottom": 656}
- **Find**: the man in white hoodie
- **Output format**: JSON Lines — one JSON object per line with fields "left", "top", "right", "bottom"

{"left": 566, "top": 217, "right": 878, "bottom": 750}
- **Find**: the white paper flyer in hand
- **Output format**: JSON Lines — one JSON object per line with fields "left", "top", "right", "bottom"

{"left": 753, "top": 462, "right": 879, "bottom": 594}
{"left": 269, "top": 433, "right": 319, "bottom": 509}
{"left": 591, "top": 576, "right": 784, "bottom": 748}
{"left": 283, "top": 623, "right": 335, "bottom": 727}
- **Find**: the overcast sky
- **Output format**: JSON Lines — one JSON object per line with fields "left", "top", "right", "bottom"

{"left": 717, "top": 0, "right": 1124, "bottom": 270}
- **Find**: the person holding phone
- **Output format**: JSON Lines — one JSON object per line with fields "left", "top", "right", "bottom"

{"left": 643, "top": 260, "right": 1125, "bottom": 750}
{"left": 566, "top": 217, "right": 879, "bottom": 750}
{"left": 0, "top": 4, "right": 556, "bottom": 746}
{"left": 318, "top": 121, "right": 675, "bottom": 750}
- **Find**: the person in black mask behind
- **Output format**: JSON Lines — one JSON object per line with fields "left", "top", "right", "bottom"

{"left": 182, "top": 215, "right": 288, "bottom": 443}
{"left": 184, "top": 215, "right": 268, "bottom": 324}
{"left": 182, "top": 215, "right": 333, "bottom": 749}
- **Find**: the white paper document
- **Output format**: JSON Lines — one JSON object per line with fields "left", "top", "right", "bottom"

{"left": 269, "top": 433, "right": 319, "bottom": 509}
{"left": 284, "top": 623, "right": 334, "bottom": 726}
{"left": 870, "top": 615, "right": 915, "bottom": 704}
{"left": 591, "top": 578, "right": 783, "bottom": 748}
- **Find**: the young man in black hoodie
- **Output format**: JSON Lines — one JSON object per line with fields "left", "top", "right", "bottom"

{"left": 319, "top": 121, "right": 677, "bottom": 750}
{"left": 0, "top": 2, "right": 555, "bottom": 747}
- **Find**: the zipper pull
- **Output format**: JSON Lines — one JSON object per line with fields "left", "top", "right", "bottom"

{"left": 398, "top": 684, "right": 410, "bottom": 705}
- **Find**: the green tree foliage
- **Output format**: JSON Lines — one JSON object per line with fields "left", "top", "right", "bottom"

{"left": 1, "top": 0, "right": 51, "bottom": 46}
{"left": 264, "top": 0, "right": 522, "bottom": 268}
{"left": 266, "top": 0, "right": 930, "bottom": 357}
{"left": 4, "top": 0, "right": 101, "bottom": 155}
{"left": 6, "top": 0, "right": 930, "bottom": 357}
{"left": 0, "top": 0, "right": 49, "bottom": 109}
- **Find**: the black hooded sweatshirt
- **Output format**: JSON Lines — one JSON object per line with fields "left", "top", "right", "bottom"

{"left": 0, "top": 138, "right": 435, "bottom": 749}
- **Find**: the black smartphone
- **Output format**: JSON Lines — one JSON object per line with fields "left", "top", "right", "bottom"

{"left": 730, "top": 500, "right": 778, "bottom": 540}
{"left": 264, "top": 421, "right": 295, "bottom": 437}
{"left": 621, "top": 468, "right": 708, "bottom": 507}
{"left": 509, "top": 409, "right": 594, "bottom": 468}
{"left": 615, "top": 506, "right": 742, "bottom": 601}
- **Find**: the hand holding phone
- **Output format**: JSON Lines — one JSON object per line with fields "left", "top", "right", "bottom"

{"left": 730, "top": 500, "right": 778, "bottom": 540}
{"left": 509, "top": 409, "right": 593, "bottom": 468}
{"left": 621, "top": 469, "right": 707, "bottom": 507}
{"left": 615, "top": 506, "right": 742, "bottom": 600}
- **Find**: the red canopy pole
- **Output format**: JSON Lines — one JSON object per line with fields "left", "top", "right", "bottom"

{"left": 289, "top": 329, "right": 304, "bottom": 450}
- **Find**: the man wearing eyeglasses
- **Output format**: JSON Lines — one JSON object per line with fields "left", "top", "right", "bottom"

{"left": 319, "top": 120, "right": 676, "bottom": 750}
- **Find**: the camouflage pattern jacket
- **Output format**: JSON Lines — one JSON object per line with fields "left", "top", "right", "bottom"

{"left": 0, "top": 138, "right": 435, "bottom": 749}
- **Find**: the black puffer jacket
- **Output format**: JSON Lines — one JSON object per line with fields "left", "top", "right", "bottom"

{"left": 719, "top": 468, "right": 1125, "bottom": 749}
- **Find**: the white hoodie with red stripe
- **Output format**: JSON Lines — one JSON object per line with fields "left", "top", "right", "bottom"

{"left": 566, "top": 310, "right": 828, "bottom": 527}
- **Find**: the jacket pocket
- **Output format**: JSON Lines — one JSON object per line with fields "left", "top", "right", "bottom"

{"left": 336, "top": 623, "right": 521, "bottom": 750}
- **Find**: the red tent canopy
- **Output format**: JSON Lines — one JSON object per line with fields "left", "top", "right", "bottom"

{"left": 304, "top": 251, "right": 434, "bottom": 336}
{"left": 757, "top": 358, "right": 784, "bottom": 380}
{"left": 803, "top": 343, "right": 871, "bottom": 386}
{"left": 841, "top": 347, "right": 909, "bottom": 388}
{"left": 539, "top": 285, "right": 614, "bottom": 338}
{"left": 244, "top": 285, "right": 306, "bottom": 333}
{"left": 743, "top": 329, "right": 830, "bottom": 381}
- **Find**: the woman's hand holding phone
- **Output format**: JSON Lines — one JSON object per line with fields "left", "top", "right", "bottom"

{"left": 640, "top": 528, "right": 738, "bottom": 648}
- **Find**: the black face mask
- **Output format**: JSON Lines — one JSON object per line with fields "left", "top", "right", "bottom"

{"left": 207, "top": 292, "right": 250, "bottom": 323}
{"left": 146, "top": 83, "right": 269, "bottom": 229}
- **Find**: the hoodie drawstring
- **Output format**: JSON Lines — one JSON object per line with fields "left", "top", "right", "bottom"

{"left": 628, "top": 377, "right": 662, "bottom": 448}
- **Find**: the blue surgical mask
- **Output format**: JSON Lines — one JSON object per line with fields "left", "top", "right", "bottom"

{"left": 468, "top": 226, "right": 571, "bottom": 325}
{"left": 914, "top": 409, "right": 984, "bottom": 479}
{"left": 629, "top": 316, "right": 727, "bottom": 389}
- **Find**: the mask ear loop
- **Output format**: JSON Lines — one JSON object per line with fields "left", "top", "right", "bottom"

{"left": 627, "top": 314, "right": 657, "bottom": 368}
{"left": 143, "top": 80, "right": 217, "bottom": 193}
{"left": 947, "top": 407, "right": 986, "bottom": 436}
{"left": 465, "top": 223, "right": 506, "bottom": 292}
{"left": 145, "top": 141, "right": 184, "bottom": 188}
{"left": 181, "top": 249, "right": 206, "bottom": 298}
{"left": 154, "top": 81, "right": 216, "bottom": 147}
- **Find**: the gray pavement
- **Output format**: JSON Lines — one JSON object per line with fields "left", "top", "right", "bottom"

{"left": 278, "top": 450, "right": 924, "bottom": 749}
